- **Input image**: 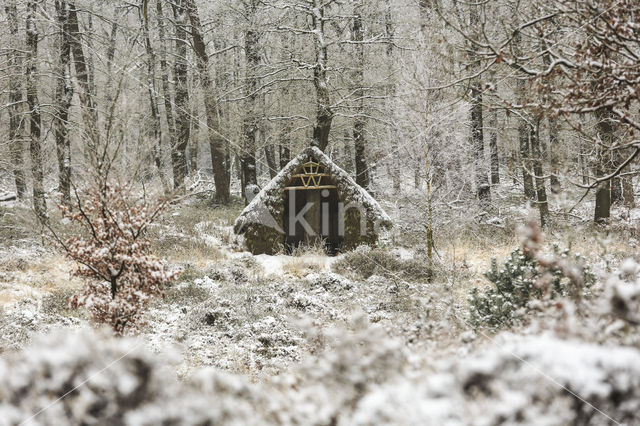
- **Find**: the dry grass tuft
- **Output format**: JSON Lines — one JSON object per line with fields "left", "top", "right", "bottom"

{"left": 282, "top": 244, "right": 327, "bottom": 277}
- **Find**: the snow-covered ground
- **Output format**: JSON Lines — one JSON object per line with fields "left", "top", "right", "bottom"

{"left": 2, "top": 182, "right": 640, "bottom": 424}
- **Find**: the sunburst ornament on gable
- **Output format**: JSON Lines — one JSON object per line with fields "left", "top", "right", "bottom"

{"left": 285, "top": 158, "right": 337, "bottom": 190}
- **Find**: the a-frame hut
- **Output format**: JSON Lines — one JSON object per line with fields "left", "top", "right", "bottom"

{"left": 233, "top": 146, "right": 392, "bottom": 255}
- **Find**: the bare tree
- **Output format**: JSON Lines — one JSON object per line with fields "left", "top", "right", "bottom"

{"left": 140, "top": 0, "right": 170, "bottom": 193}
{"left": 170, "top": 0, "right": 190, "bottom": 190}
{"left": 68, "top": 2, "right": 100, "bottom": 167}
{"left": 53, "top": 0, "right": 73, "bottom": 205}
{"left": 352, "top": 3, "right": 369, "bottom": 189}
{"left": 467, "top": 3, "right": 490, "bottom": 205}
{"left": 310, "top": 0, "right": 333, "bottom": 151}
{"left": 25, "top": 0, "right": 46, "bottom": 219}
{"left": 185, "top": 0, "right": 230, "bottom": 203}
{"left": 5, "top": 1, "right": 26, "bottom": 200}
{"left": 240, "top": 0, "right": 260, "bottom": 190}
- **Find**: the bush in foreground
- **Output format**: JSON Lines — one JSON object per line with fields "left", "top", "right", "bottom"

{"left": 2, "top": 326, "right": 640, "bottom": 425}
{"left": 469, "top": 246, "right": 594, "bottom": 330}
{"left": 52, "top": 181, "right": 177, "bottom": 334}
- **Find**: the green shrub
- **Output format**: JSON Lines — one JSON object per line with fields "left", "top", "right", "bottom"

{"left": 469, "top": 246, "right": 594, "bottom": 330}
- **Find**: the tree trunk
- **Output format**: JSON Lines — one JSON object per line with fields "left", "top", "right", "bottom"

{"left": 513, "top": 29, "right": 535, "bottom": 200}
{"left": 541, "top": 35, "right": 561, "bottom": 194}
{"left": 354, "top": 119, "right": 369, "bottom": 189}
{"left": 156, "top": 0, "right": 176, "bottom": 184}
{"left": 385, "top": 0, "right": 401, "bottom": 193}
{"left": 54, "top": 0, "right": 73, "bottom": 205}
{"left": 548, "top": 117, "right": 561, "bottom": 193}
{"left": 185, "top": 0, "right": 230, "bottom": 203}
{"left": 312, "top": 0, "right": 333, "bottom": 151}
{"left": 519, "top": 122, "right": 535, "bottom": 200}
{"left": 68, "top": 2, "right": 100, "bottom": 168}
{"left": 611, "top": 176, "right": 622, "bottom": 205}
{"left": 241, "top": 1, "right": 259, "bottom": 188}
{"left": 189, "top": 116, "right": 199, "bottom": 173}
{"left": 594, "top": 109, "right": 613, "bottom": 224}
{"left": 530, "top": 121, "right": 549, "bottom": 226}
{"left": 613, "top": 150, "right": 634, "bottom": 208}
{"left": 469, "top": 5, "right": 490, "bottom": 205}
{"left": 353, "top": 6, "right": 369, "bottom": 189}
{"left": 5, "top": 1, "right": 26, "bottom": 200}
{"left": 26, "top": 1, "right": 47, "bottom": 219}
{"left": 105, "top": 6, "right": 118, "bottom": 108}
{"left": 622, "top": 175, "right": 635, "bottom": 209}
{"left": 141, "top": 0, "right": 169, "bottom": 194}
{"left": 264, "top": 145, "right": 277, "bottom": 180}
{"left": 171, "top": 0, "right": 191, "bottom": 190}
{"left": 342, "top": 130, "right": 354, "bottom": 175}
{"left": 488, "top": 72, "right": 499, "bottom": 184}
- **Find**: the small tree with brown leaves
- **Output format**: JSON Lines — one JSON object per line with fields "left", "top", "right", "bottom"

{"left": 56, "top": 181, "right": 177, "bottom": 334}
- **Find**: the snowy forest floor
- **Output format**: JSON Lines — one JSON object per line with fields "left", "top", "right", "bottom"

{"left": 1, "top": 181, "right": 640, "bottom": 424}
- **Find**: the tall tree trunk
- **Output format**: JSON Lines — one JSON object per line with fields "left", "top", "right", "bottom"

{"left": 156, "top": 0, "right": 176, "bottom": 185}
{"left": 105, "top": 6, "right": 118, "bottom": 108}
{"left": 185, "top": 0, "right": 229, "bottom": 203}
{"left": 514, "top": 30, "right": 535, "bottom": 200}
{"left": 611, "top": 175, "right": 622, "bottom": 205}
{"left": 26, "top": 1, "right": 47, "bottom": 220}
{"left": 489, "top": 110, "right": 499, "bottom": 185}
{"left": 68, "top": 2, "right": 100, "bottom": 168}
{"left": 469, "top": 5, "right": 490, "bottom": 205}
{"left": 530, "top": 121, "right": 549, "bottom": 226}
{"left": 613, "top": 149, "right": 635, "bottom": 208}
{"left": 548, "top": 118, "right": 561, "bottom": 193}
{"left": 488, "top": 73, "right": 499, "bottom": 185}
{"left": 353, "top": 5, "right": 369, "bottom": 189}
{"left": 261, "top": 94, "right": 277, "bottom": 180}
{"left": 279, "top": 144, "right": 291, "bottom": 169}
{"left": 342, "top": 130, "right": 354, "bottom": 175}
{"left": 264, "top": 145, "right": 277, "bottom": 179}
{"left": 5, "top": 1, "right": 26, "bottom": 200}
{"left": 471, "top": 86, "right": 490, "bottom": 203}
{"left": 54, "top": 0, "right": 73, "bottom": 205}
{"left": 385, "top": 0, "right": 401, "bottom": 193}
{"left": 171, "top": 0, "right": 190, "bottom": 190}
{"left": 539, "top": 35, "right": 561, "bottom": 194}
{"left": 189, "top": 115, "right": 199, "bottom": 173}
{"left": 622, "top": 174, "right": 635, "bottom": 209}
{"left": 278, "top": 33, "right": 292, "bottom": 170}
{"left": 519, "top": 121, "right": 535, "bottom": 200}
{"left": 594, "top": 109, "right": 613, "bottom": 223}
{"left": 140, "top": 0, "right": 169, "bottom": 193}
{"left": 312, "top": 0, "right": 333, "bottom": 151}
{"left": 241, "top": 1, "right": 259, "bottom": 189}
{"left": 354, "top": 120, "right": 369, "bottom": 189}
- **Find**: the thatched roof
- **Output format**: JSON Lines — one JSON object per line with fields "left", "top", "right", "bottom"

{"left": 233, "top": 146, "right": 392, "bottom": 234}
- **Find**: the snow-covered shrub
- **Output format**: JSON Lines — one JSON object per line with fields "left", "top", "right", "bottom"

{"left": 305, "top": 272, "right": 353, "bottom": 291}
{"left": 164, "top": 280, "right": 212, "bottom": 305}
{"left": 0, "top": 330, "right": 180, "bottom": 425}
{"left": 268, "top": 317, "right": 406, "bottom": 424}
{"left": 605, "top": 258, "right": 640, "bottom": 325}
{"left": 54, "top": 181, "right": 177, "bottom": 334}
{"left": 332, "top": 246, "right": 432, "bottom": 282}
{"left": 469, "top": 246, "right": 594, "bottom": 330}
{"left": 350, "top": 334, "right": 640, "bottom": 426}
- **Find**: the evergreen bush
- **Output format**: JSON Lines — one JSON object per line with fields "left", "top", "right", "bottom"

{"left": 469, "top": 246, "right": 594, "bottom": 330}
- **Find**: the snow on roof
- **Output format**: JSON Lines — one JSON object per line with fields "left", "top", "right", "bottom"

{"left": 234, "top": 145, "right": 392, "bottom": 234}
